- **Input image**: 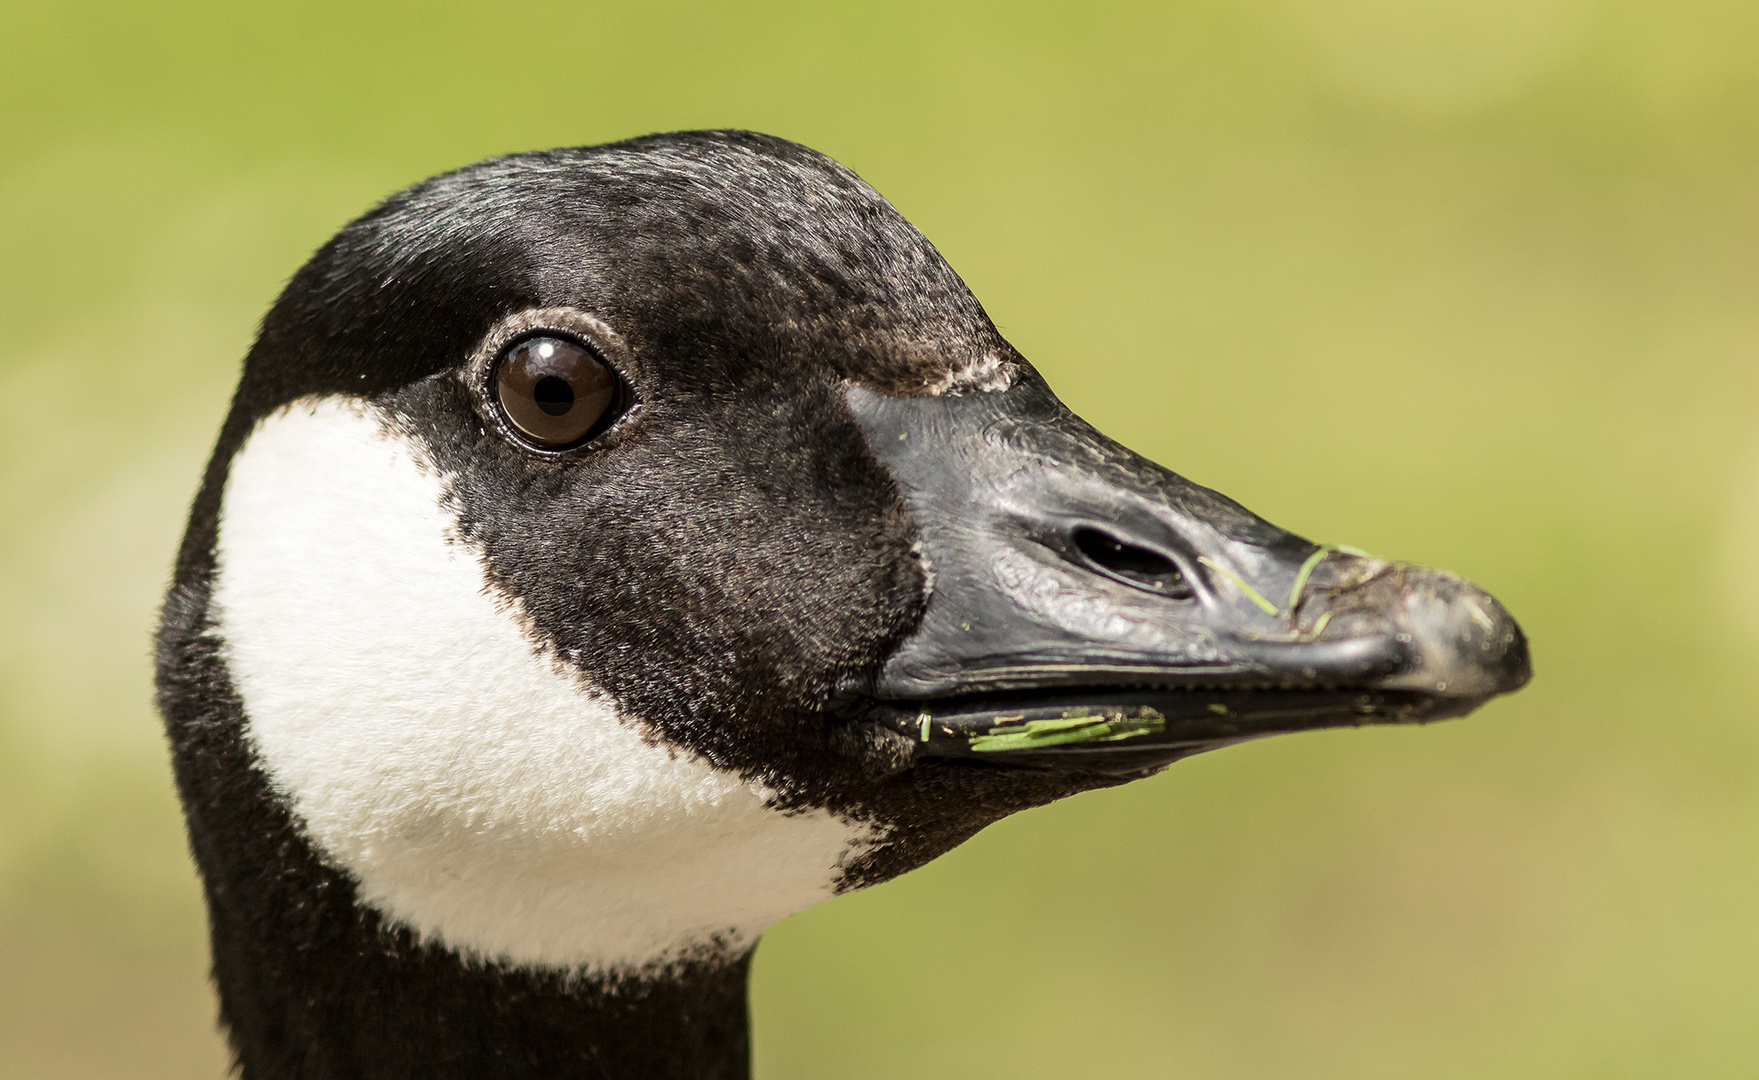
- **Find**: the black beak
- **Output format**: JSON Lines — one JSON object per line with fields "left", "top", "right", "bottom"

{"left": 842, "top": 375, "right": 1531, "bottom": 776}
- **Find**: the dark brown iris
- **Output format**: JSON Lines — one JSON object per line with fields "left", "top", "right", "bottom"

{"left": 494, "top": 335, "right": 622, "bottom": 448}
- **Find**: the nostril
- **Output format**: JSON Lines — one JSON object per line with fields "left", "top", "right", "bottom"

{"left": 1072, "top": 527, "right": 1193, "bottom": 599}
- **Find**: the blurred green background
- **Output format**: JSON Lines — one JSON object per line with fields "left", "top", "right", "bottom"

{"left": 4, "top": 0, "right": 1759, "bottom": 1076}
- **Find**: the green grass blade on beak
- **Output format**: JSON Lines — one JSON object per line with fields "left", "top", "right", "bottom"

{"left": 1197, "top": 556, "right": 1280, "bottom": 617}
{"left": 1288, "top": 544, "right": 1336, "bottom": 612}
{"left": 968, "top": 711, "right": 1167, "bottom": 752}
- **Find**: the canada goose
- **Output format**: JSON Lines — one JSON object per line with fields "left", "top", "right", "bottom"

{"left": 156, "top": 129, "right": 1529, "bottom": 1079}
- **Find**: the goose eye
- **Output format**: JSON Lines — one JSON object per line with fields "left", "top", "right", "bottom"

{"left": 493, "top": 335, "right": 625, "bottom": 449}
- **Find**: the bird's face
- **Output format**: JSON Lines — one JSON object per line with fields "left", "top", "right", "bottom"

{"left": 196, "top": 132, "right": 1527, "bottom": 974}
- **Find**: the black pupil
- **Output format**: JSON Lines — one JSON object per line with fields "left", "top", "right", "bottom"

{"left": 533, "top": 375, "right": 574, "bottom": 416}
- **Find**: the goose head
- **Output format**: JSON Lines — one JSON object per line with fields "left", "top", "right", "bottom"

{"left": 158, "top": 129, "right": 1529, "bottom": 1074}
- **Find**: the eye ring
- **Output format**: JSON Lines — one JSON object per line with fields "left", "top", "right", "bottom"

{"left": 490, "top": 333, "right": 630, "bottom": 450}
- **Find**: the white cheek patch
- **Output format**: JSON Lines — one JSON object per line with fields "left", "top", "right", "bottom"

{"left": 212, "top": 396, "right": 876, "bottom": 973}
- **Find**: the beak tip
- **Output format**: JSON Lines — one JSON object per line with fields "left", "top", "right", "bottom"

{"left": 1494, "top": 621, "right": 1534, "bottom": 694}
{"left": 1388, "top": 572, "right": 1532, "bottom": 700}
